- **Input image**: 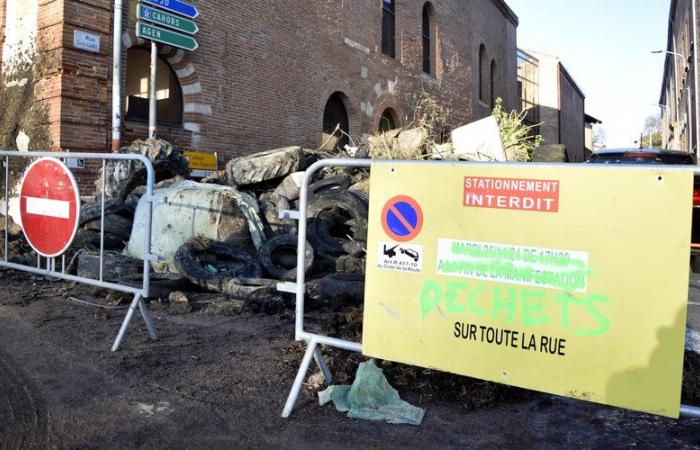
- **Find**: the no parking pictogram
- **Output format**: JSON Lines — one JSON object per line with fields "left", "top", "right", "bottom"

{"left": 381, "top": 195, "right": 423, "bottom": 242}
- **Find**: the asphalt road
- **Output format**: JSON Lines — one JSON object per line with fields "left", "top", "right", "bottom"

{"left": 688, "top": 271, "right": 700, "bottom": 351}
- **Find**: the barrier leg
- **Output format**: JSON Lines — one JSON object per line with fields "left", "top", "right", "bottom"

{"left": 314, "top": 346, "right": 332, "bottom": 384}
{"left": 111, "top": 294, "right": 142, "bottom": 352}
{"left": 138, "top": 297, "right": 158, "bottom": 341}
{"left": 282, "top": 338, "right": 318, "bottom": 418}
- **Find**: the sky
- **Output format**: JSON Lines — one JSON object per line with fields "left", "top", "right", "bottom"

{"left": 507, "top": 0, "right": 670, "bottom": 148}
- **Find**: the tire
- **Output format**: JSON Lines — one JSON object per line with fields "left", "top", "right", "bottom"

{"left": 223, "top": 277, "right": 277, "bottom": 298}
{"left": 335, "top": 255, "right": 366, "bottom": 274}
{"left": 84, "top": 214, "right": 133, "bottom": 239}
{"left": 73, "top": 229, "right": 126, "bottom": 251}
{"left": 119, "top": 273, "right": 190, "bottom": 299}
{"left": 244, "top": 287, "right": 287, "bottom": 314}
{"left": 125, "top": 191, "right": 143, "bottom": 215}
{"left": 79, "top": 198, "right": 125, "bottom": 225}
{"left": 115, "top": 159, "right": 188, "bottom": 200}
{"left": 309, "top": 273, "right": 364, "bottom": 305}
{"left": 76, "top": 251, "right": 143, "bottom": 282}
{"left": 226, "top": 146, "right": 305, "bottom": 186}
{"left": 308, "top": 190, "right": 368, "bottom": 255}
{"left": 259, "top": 234, "right": 314, "bottom": 280}
{"left": 259, "top": 193, "right": 294, "bottom": 235}
{"left": 174, "top": 237, "right": 261, "bottom": 292}
{"left": 308, "top": 176, "right": 351, "bottom": 197}
{"left": 692, "top": 256, "right": 700, "bottom": 273}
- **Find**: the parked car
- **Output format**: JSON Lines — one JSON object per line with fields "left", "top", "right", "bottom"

{"left": 587, "top": 149, "right": 700, "bottom": 271}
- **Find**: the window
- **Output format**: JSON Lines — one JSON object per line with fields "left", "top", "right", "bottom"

{"left": 323, "top": 92, "right": 350, "bottom": 150}
{"left": 479, "top": 44, "right": 486, "bottom": 103}
{"left": 379, "top": 108, "right": 398, "bottom": 132}
{"left": 517, "top": 49, "right": 540, "bottom": 133}
{"left": 422, "top": 4, "right": 432, "bottom": 74}
{"left": 382, "top": 0, "right": 396, "bottom": 58}
{"left": 490, "top": 59, "right": 496, "bottom": 108}
{"left": 125, "top": 48, "right": 183, "bottom": 125}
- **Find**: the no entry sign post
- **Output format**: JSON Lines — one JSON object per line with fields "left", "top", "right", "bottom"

{"left": 19, "top": 158, "right": 80, "bottom": 257}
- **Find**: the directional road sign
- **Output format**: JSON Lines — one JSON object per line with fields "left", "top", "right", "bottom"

{"left": 137, "top": 3, "right": 198, "bottom": 35}
{"left": 136, "top": 21, "right": 198, "bottom": 51}
{"left": 142, "top": 0, "right": 199, "bottom": 19}
{"left": 19, "top": 158, "right": 81, "bottom": 257}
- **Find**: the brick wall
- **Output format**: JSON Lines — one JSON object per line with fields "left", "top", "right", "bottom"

{"left": 559, "top": 66, "right": 585, "bottom": 162}
{"left": 7, "top": 0, "right": 520, "bottom": 169}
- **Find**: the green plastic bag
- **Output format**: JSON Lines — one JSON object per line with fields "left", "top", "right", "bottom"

{"left": 318, "top": 360, "right": 425, "bottom": 425}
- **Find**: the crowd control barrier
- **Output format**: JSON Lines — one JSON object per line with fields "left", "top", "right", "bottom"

{"left": 280, "top": 158, "right": 700, "bottom": 420}
{"left": 0, "top": 151, "right": 157, "bottom": 351}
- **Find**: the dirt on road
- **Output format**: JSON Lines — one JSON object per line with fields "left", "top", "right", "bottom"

{"left": 0, "top": 271, "right": 699, "bottom": 449}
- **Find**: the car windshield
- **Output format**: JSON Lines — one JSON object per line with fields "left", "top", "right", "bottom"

{"left": 588, "top": 152, "right": 696, "bottom": 165}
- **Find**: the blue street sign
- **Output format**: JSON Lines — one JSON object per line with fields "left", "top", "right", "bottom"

{"left": 142, "top": 0, "right": 199, "bottom": 19}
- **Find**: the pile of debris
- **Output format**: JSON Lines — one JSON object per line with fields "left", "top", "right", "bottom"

{"left": 45, "top": 139, "right": 372, "bottom": 313}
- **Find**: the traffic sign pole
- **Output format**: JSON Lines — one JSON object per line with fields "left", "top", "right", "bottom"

{"left": 149, "top": 41, "right": 157, "bottom": 139}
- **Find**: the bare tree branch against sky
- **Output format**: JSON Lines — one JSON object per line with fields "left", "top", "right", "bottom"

{"left": 507, "top": 0, "right": 669, "bottom": 148}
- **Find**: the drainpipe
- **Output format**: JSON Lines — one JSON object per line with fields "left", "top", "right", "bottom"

{"left": 111, "top": 0, "right": 123, "bottom": 151}
{"left": 693, "top": 0, "right": 700, "bottom": 158}
{"left": 673, "top": 27, "right": 680, "bottom": 150}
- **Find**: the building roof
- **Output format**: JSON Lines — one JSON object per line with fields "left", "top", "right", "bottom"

{"left": 493, "top": 0, "right": 519, "bottom": 27}
{"left": 585, "top": 114, "right": 602, "bottom": 124}
{"left": 523, "top": 49, "right": 586, "bottom": 99}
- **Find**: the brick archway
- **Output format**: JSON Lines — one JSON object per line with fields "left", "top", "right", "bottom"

{"left": 122, "top": 30, "right": 211, "bottom": 146}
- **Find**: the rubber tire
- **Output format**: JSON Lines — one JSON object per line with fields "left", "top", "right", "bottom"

{"left": 226, "top": 146, "right": 304, "bottom": 186}
{"left": 308, "top": 176, "right": 351, "bottom": 197}
{"left": 73, "top": 229, "right": 126, "bottom": 251}
{"left": 118, "top": 273, "right": 190, "bottom": 299}
{"left": 125, "top": 191, "right": 143, "bottom": 215}
{"left": 79, "top": 198, "right": 125, "bottom": 225}
{"left": 259, "top": 193, "right": 294, "bottom": 235}
{"left": 174, "top": 237, "right": 261, "bottom": 292}
{"left": 84, "top": 214, "right": 133, "bottom": 240}
{"left": 76, "top": 251, "right": 143, "bottom": 282}
{"left": 318, "top": 273, "right": 365, "bottom": 305}
{"left": 308, "top": 190, "right": 368, "bottom": 255}
{"left": 692, "top": 256, "right": 700, "bottom": 273}
{"left": 115, "top": 159, "right": 188, "bottom": 200}
{"left": 259, "top": 234, "right": 314, "bottom": 280}
{"left": 223, "top": 277, "right": 277, "bottom": 298}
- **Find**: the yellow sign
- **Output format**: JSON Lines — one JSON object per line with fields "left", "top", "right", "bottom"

{"left": 362, "top": 162, "right": 692, "bottom": 418}
{"left": 184, "top": 150, "right": 217, "bottom": 171}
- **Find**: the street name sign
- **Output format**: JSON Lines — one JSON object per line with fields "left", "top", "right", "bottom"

{"left": 136, "top": 21, "right": 198, "bottom": 51}
{"left": 19, "top": 158, "right": 81, "bottom": 257}
{"left": 362, "top": 162, "right": 692, "bottom": 418}
{"left": 137, "top": 3, "right": 198, "bottom": 35}
{"left": 142, "top": 0, "right": 199, "bottom": 19}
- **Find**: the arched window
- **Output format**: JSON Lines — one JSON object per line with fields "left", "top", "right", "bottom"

{"left": 379, "top": 108, "right": 399, "bottom": 132}
{"left": 422, "top": 3, "right": 433, "bottom": 75}
{"left": 479, "top": 44, "right": 487, "bottom": 103}
{"left": 382, "top": 0, "right": 396, "bottom": 58}
{"left": 490, "top": 59, "right": 497, "bottom": 108}
{"left": 125, "top": 48, "right": 183, "bottom": 125}
{"left": 323, "top": 92, "right": 350, "bottom": 150}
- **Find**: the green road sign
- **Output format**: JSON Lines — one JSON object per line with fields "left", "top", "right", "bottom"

{"left": 137, "top": 3, "right": 198, "bottom": 35}
{"left": 136, "top": 21, "right": 198, "bottom": 51}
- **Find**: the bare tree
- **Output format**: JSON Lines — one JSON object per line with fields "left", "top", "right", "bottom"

{"left": 593, "top": 125, "right": 606, "bottom": 150}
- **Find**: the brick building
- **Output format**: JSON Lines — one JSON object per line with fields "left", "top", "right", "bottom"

{"left": 659, "top": 0, "right": 699, "bottom": 155}
{"left": 1, "top": 0, "right": 519, "bottom": 173}
{"left": 517, "top": 49, "right": 587, "bottom": 162}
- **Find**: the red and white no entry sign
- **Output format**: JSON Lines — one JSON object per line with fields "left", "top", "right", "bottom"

{"left": 19, "top": 158, "right": 81, "bottom": 257}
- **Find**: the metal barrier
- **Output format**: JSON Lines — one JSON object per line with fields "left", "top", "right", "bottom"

{"left": 280, "top": 158, "right": 700, "bottom": 419}
{"left": 0, "top": 151, "right": 157, "bottom": 352}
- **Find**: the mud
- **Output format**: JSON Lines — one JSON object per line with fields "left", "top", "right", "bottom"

{"left": 0, "top": 270, "right": 698, "bottom": 448}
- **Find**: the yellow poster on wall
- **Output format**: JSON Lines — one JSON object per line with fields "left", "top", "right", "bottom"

{"left": 362, "top": 162, "right": 692, "bottom": 418}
